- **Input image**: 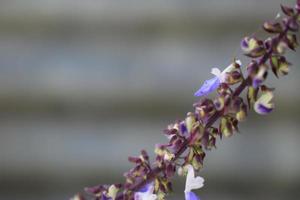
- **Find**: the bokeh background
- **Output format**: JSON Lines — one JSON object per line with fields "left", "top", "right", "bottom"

{"left": 0, "top": 0, "right": 299, "bottom": 200}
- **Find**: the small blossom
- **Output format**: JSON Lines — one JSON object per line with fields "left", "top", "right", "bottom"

{"left": 134, "top": 183, "right": 157, "bottom": 200}
{"left": 107, "top": 185, "right": 120, "bottom": 200}
{"left": 184, "top": 165, "right": 204, "bottom": 200}
{"left": 194, "top": 60, "right": 242, "bottom": 96}
{"left": 241, "top": 37, "right": 265, "bottom": 57}
{"left": 194, "top": 76, "right": 220, "bottom": 97}
{"left": 185, "top": 191, "right": 200, "bottom": 200}
{"left": 254, "top": 88, "right": 274, "bottom": 115}
{"left": 252, "top": 64, "right": 268, "bottom": 88}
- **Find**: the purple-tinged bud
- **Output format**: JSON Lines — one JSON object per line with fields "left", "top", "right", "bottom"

{"left": 263, "top": 21, "right": 283, "bottom": 33}
{"left": 252, "top": 64, "right": 268, "bottom": 88}
{"left": 207, "top": 135, "right": 217, "bottom": 150}
{"left": 270, "top": 55, "right": 290, "bottom": 77}
{"left": 283, "top": 18, "right": 299, "bottom": 32}
{"left": 230, "top": 97, "right": 247, "bottom": 121}
{"left": 284, "top": 33, "right": 299, "bottom": 51}
{"left": 231, "top": 97, "right": 243, "bottom": 112}
{"left": 155, "top": 177, "right": 172, "bottom": 193}
{"left": 247, "top": 60, "right": 259, "bottom": 77}
{"left": 141, "top": 150, "right": 150, "bottom": 163}
{"left": 192, "top": 154, "right": 204, "bottom": 170}
{"left": 180, "top": 121, "right": 188, "bottom": 136}
{"left": 219, "top": 116, "right": 238, "bottom": 138}
{"left": 128, "top": 156, "right": 142, "bottom": 164}
{"left": 217, "top": 83, "right": 233, "bottom": 96}
{"left": 281, "top": 5, "right": 295, "bottom": 16}
{"left": 185, "top": 147, "right": 205, "bottom": 171}
{"left": 254, "top": 86, "right": 275, "bottom": 115}
{"left": 201, "top": 131, "right": 209, "bottom": 149}
{"left": 108, "top": 184, "right": 121, "bottom": 200}
{"left": 85, "top": 185, "right": 105, "bottom": 195}
{"left": 276, "top": 41, "right": 288, "bottom": 54}
{"left": 194, "top": 99, "right": 216, "bottom": 122}
{"left": 241, "top": 37, "right": 266, "bottom": 58}
{"left": 296, "top": 0, "right": 300, "bottom": 10}
{"left": 165, "top": 163, "right": 176, "bottom": 178}
{"left": 264, "top": 37, "right": 273, "bottom": 50}
{"left": 224, "top": 62, "right": 243, "bottom": 85}
{"left": 163, "top": 125, "right": 177, "bottom": 136}
{"left": 236, "top": 103, "right": 247, "bottom": 122}
{"left": 247, "top": 86, "right": 258, "bottom": 109}
{"left": 214, "top": 96, "right": 225, "bottom": 111}
{"left": 186, "top": 112, "right": 196, "bottom": 134}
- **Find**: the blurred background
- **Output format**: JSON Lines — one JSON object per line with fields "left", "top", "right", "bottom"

{"left": 0, "top": 0, "right": 299, "bottom": 200}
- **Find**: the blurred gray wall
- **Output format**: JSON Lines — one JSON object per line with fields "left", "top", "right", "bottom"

{"left": 0, "top": 0, "right": 299, "bottom": 200}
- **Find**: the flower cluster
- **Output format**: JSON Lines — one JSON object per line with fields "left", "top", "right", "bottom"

{"left": 73, "top": 1, "right": 300, "bottom": 200}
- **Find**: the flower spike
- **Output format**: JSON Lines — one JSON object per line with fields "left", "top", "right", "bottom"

{"left": 75, "top": 2, "right": 300, "bottom": 200}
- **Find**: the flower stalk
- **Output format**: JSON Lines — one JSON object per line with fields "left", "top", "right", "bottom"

{"left": 73, "top": 2, "right": 300, "bottom": 200}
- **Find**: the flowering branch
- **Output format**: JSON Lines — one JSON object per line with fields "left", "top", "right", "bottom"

{"left": 73, "top": 1, "right": 300, "bottom": 200}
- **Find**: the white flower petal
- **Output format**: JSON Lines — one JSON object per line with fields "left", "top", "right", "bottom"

{"left": 185, "top": 165, "right": 205, "bottom": 192}
{"left": 211, "top": 68, "right": 222, "bottom": 76}
{"left": 134, "top": 183, "right": 157, "bottom": 200}
{"left": 236, "top": 60, "right": 242, "bottom": 66}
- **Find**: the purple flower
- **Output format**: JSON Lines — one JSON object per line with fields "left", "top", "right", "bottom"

{"left": 194, "top": 61, "right": 241, "bottom": 97}
{"left": 134, "top": 182, "right": 157, "bottom": 200}
{"left": 194, "top": 76, "right": 220, "bottom": 97}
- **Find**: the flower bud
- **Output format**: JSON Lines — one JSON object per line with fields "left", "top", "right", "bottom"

{"left": 281, "top": 5, "right": 295, "bottom": 16}
{"left": 254, "top": 86, "right": 274, "bottom": 115}
{"left": 284, "top": 33, "right": 298, "bottom": 50}
{"left": 223, "top": 61, "right": 243, "bottom": 85}
{"left": 247, "top": 86, "right": 258, "bottom": 108}
{"left": 214, "top": 96, "right": 225, "bottom": 111}
{"left": 263, "top": 21, "right": 283, "bottom": 33}
{"left": 241, "top": 37, "right": 266, "bottom": 57}
{"left": 276, "top": 41, "right": 288, "bottom": 54}
{"left": 194, "top": 99, "right": 216, "bottom": 121}
{"left": 236, "top": 104, "right": 247, "bottom": 122}
{"left": 284, "top": 18, "right": 299, "bottom": 32}
{"left": 270, "top": 55, "right": 290, "bottom": 77}
{"left": 108, "top": 184, "right": 120, "bottom": 200}
{"left": 252, "top": 64, "right": 268, "bottom": 88}
{"left": 219, "top": 116, "right": 238, "bottom": 137}
{"left": 192, "top": 154, "right": 204, "bottom": 170}
{"left": 185, "top": 112, "right": 196, "bottom": 134}
{"left": 217, "top": 83, "right": 233, "bottom": 96}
